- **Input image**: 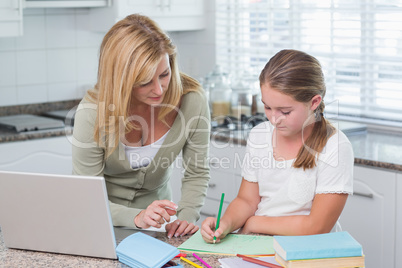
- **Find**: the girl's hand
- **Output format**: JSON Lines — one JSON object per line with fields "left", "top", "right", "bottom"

{"left": 134, "top": 200, "right": 178, "bottom": 229}
{"left": 200, "top": 217, "right": 229, "bottom": 243}
{"left": 165, "top": 219, "right": 199, "bottom": 238}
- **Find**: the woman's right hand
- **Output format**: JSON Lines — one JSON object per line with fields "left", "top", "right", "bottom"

{"left": 200, "top": 217, "right": 229, "bottom": 243}
{"left": 134, "top": 200, "right": 178, "bottom": 229}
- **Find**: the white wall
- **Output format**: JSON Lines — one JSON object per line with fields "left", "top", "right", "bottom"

{"left": 169, "top": 0, "right": 216, "bottom": 80}
{"left": 0, "top": 8, "right": 102, "bottom": 107}
{"left": 0, "top": 0, "right": 216, "bottom": 107}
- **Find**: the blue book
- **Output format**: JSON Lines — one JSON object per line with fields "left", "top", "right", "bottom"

{"left": 116, "top": 232, "right": 180, "bottom": 268}
{"left": 273, "top": 231, "right": 363, "bottom": 261}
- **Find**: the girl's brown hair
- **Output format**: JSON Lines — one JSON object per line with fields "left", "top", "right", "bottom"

{"left": 259, "top": 49, "right": 335, "bottom": 170}
{"left": 87, "top": 14, "right": 201, "bottom": 157}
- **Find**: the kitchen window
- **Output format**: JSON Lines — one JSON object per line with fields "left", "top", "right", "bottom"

{"left": 216, "top": 0, "right": 402, "bottom": 124}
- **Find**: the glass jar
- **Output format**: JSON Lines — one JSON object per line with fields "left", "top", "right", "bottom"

{"left": 231, "top": 79, "right": 252, "bottom": 119}
{"left": 256, "top": 91, "right": 265, "bottom": 114}
{"left": 207, "top": 66, "right": 232, "bottom": 123}
{"left": 198, "top": 76, "right": 210, "bottom": 110}
{"left": 241, "top": 70, "right": 261, "bottom": 115}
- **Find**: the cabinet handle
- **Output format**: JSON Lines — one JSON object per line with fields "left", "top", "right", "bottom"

{"left": 18, "top": 0, "right": 23, "bottom": 18}
{"left": 208, "top": 183, "right": 216, "bottom": 188}
{"left": 158, "top": 0, "right": 169, "bottom": 11}
{"left": 353, "top": 191, "right": 374, "bottom": 199}
{"left": 156, "top": 0, "right": 162, "bottom": 10}
{"left": 200, "top": 211, "right": 216, "bottom": 217}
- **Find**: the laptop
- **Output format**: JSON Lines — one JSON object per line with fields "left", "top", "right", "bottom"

{"left": 0, "top": 170, "right": 118, "bottom": 259}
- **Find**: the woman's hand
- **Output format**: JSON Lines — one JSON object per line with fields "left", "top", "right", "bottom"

{"left": 134, "top": 200, "right": 178, "bottom": 229}
{"left": 165, "top": 219, "right": 199, "bottom": 238}
{"left": 200, "top": 217, "right": 230, "bottom": 243}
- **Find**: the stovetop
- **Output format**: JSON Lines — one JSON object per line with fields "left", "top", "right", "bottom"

{"left": 0, "top": 114, "right": 65, "bottom": 132}
{"left": 211, "top": 114, "right": 367, "bottom": 136}
{"left": 211, "top": 113, "right": 268, "bottom": 131}
{"left": 42, "top": 108, "right": 76, "bottom": 126}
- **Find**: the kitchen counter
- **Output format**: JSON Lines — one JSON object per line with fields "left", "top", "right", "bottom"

{"left": 0, "top": 100, "right": 77, "bottom": 143}
{"left": 2, "top": 122, "right": 402, "bottom": 172}
{"left": 0, "top": 127, "right": 73, "bottom": 143}
{"left": 1, "top": 100, "right": 402, "bottom": 172}
{"left": 2, "top": 124, "right": 402, "bottom": 172}
{"left": 348, "top": 130, "right": 402, "bottom": 171}
{"left": 0, "top": 228, "right": 223, "bottom": 268}
{"left": 210, "top": 128, "right": 402, "bottom": 172}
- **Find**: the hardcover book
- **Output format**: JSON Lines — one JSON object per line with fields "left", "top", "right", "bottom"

{"left": 275, "top": 253, "right": 365, "bottom": 268}
{"left": 273, "top": 231, "right": 363, "bottom": 261}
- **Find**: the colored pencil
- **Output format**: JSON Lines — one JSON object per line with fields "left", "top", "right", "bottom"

{"left": 192, "top": 253, "right": 212, "bottom": 268}
{"left": 213, "top": 193, "right": 225, "bottom": 243}
{"left": 237, "top": 254, "right": 283, "bottom": 268}
{"left": 174, "top": 253, "right": 187, "bottom": 258}
{"left": 180, "top": 256, "right": 203, "bottom": 268}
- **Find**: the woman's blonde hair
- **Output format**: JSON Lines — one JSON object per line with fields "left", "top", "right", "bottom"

{"left": 87, "top": 14, "right": 201, "bottom": 156}
{"left": 259, "top": 49, "right": 335, "bottom": 170}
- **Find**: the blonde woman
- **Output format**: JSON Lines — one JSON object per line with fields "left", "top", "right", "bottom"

{"left": 72, "top": 14, "right": 210, "bottom": 238}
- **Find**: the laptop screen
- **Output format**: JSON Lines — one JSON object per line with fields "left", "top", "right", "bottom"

{"left": 0, "top": 171, "right": 117, "bottom": 259}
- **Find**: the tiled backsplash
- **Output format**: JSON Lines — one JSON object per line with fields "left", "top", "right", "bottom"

{"left": 0, "top": 8, "right": 103, "bottom": 107}
{"left": 0, "top": 1, "right": 216, "bottom": 108}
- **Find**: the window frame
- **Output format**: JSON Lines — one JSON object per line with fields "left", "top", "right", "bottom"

{"left": 215, "top": 0, "right": 402, "bottom": 128}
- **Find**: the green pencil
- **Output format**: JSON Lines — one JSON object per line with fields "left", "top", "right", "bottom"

{"left": 213, "top": 193, "right": 225, "bottom": 244}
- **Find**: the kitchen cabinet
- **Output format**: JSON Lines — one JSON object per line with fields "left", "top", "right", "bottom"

{"left": 0, "top": 0, "right": 109, "bottom": 37}
{"left": 340, "top": 165, "right": 397, "bottom": 268}
{"left": 208, "top": 141, "right": 245, "bottom": 202}
{"left": 0, "top": 136, "right": 72, "bottom": 175}
{"left": 24, "top": 0, "right": 109, "bottom": 8}
{"left": 170, "top": 153, "right": 184, "bottom": 204}
{"left": 170, "top": 142, "right": 246, "bottom": 225}
{"left": 88, "top": 0, "right": 205, "bottom": 32}
{"left": 0, "top": 0, "right": 23, "bottom": 37}
{"left": 197, "top": 142, "right": 244, "bottom": 224}
{"left": 396, "top": 173, "right": 402, "bottom": 268}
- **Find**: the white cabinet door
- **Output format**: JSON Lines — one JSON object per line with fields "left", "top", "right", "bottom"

{"left": 0, "top": 136, "right": 72, "bottom": 175}
{"left": 24, "top": 0, "right": 108, "bottom": 8}
{"left": 121, "top": 0, "right": 204, "bottom": 17}
{"left": 0, "top": 0, "right": 23, "bottom": 37}
{"left": 169, "top": 152, "right": 236, "bottom": 225}
{"left": 340, "top": 165, "right": 396, "bottom": 268}
{"left": 197, "top": 197, "right": 229, "bottom": 226}
{"left": 169, "top": 142, "right": 246, "bottom": 226}
{"left": 209, "top": 142, "right": 245, "bottom": 202}
{"left": 396, "top": 172, "right": 402, "bottom": 268}
{"left": 89, "top": 0, "right": 205, "bottom": 32}
{"left": 170, "top": 154, "right": 184, "bottom": 204}
{"left": 207, "top": 169, "right": 237, "bottom": 202}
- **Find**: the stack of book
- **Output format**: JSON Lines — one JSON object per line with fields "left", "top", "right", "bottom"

{"left": 273, "top": 231, "right": 365, "bottom": 268}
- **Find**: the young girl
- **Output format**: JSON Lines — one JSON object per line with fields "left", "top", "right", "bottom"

{"left": 201, "top": 49, "right": 354, "bottom": 242}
